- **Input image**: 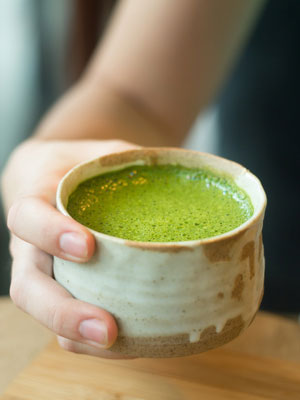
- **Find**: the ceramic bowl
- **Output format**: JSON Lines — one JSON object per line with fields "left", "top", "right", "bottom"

{"left": 53, "top": 148, "right": 266, "bottom": 358}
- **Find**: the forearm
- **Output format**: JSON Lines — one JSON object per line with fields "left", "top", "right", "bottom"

{"left": 34, "top": 79, "right": 176, "bottom": 146}
{"left": 86, "top": 0, "right": 266, "bottom": 140}
{"left": 35, "top": 0, "right": 265, "bottom": 145}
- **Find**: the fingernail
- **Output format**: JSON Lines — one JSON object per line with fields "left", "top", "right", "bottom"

{"left": 59, "top": 232, "right": 88, "bottom": 259}
{"left": 79, "top": 319, "right": 108, "bottom": 346}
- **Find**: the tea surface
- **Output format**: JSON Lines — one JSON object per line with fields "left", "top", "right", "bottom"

{"left": 67, "top": 165, "right": 253, "bottom": 242}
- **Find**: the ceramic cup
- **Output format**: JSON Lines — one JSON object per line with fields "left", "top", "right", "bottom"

{"left": 53, "top": 148, "right": 266, "bottom": 358}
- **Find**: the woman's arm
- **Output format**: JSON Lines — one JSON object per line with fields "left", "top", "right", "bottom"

{"left": 36, "top": 0, "right": 265, "bottom": 145}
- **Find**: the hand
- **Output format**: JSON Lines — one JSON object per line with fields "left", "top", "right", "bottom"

{"left": 1, "top": 139, "right": 139, "bottom": 358}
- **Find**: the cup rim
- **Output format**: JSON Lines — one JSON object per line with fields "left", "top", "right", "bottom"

{"left": 56, "top": 147, "right": 267, "bottom": 249}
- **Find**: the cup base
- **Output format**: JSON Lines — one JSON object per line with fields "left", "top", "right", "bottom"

{"left": 110, "top": 312, "right": 252, "bottom": 358}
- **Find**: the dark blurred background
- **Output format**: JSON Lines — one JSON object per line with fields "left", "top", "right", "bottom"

{"left": 1, "top": 0, "right": 299, "bottom": 314}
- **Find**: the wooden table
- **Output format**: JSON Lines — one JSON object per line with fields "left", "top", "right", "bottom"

{"left": 1, "top": 296, "right": 300, "bottom": 399}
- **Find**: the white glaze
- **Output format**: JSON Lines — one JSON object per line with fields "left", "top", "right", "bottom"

{"left": 54, "top": 225, "right": 263, "bottom": 339}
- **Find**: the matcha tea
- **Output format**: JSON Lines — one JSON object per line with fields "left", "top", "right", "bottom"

{"left": 67, "top": 165, "right": 253, "bottom": 242}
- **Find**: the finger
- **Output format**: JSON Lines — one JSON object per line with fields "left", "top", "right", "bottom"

{"left": 7, "top": 196, "right": 95, "bottom": 262}
{"left": 10, "top": 239, "right": 118, "bottom": 349}
{"left": 56, "top": 336, "right": 136, "bottom": 359}
{"left": 67, "top": 139, "right": 142, "bottom": 161}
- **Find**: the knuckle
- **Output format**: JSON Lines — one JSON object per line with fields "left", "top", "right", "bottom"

{"left": 7, "top": 200, "right": 21, "bottom": 232}
{"left": 57, "top": 336, "right": 77, "bottom": 353}
{"left": 114, "top": 139, "right": 127, "bottom": 147}
{"left": 9, "top": 282, "right": 18, "bottom": 306}
{"left": 113, "top": 139, "right": 134, "bottom": 149}
{"left": 9, "top": 276, "right": 24, "bottom": 309}
{"left": 7, "top": 195, "right": 39, "bottom": 233}
{"left": 49, "top": 304, "right": 66, "bottom": 335}
{"left": 9, "top": 236, "right": 17, "bottom": 257}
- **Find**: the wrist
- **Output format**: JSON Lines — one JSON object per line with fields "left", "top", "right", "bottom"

{"left": 33, "top": 76, "right": 179, "bottom": 146}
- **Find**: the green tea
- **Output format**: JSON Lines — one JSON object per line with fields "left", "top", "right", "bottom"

{"left": 67, "top": 165, "right": 253, "bottom": 242}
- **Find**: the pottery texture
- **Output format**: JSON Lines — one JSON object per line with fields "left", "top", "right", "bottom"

{"left": 53, "top": 148, "right": 266, "bottom": 358}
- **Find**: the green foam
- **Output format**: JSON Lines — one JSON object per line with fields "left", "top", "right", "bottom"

{"left": 67, "top": 165, "right": 254, "bottom": 242}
